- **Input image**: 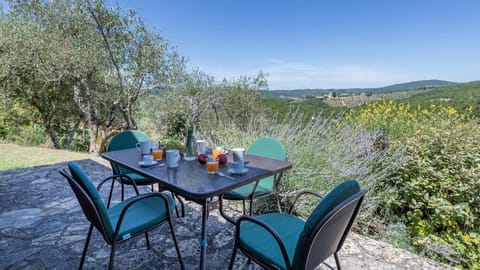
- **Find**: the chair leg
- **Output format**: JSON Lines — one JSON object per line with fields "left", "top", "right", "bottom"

{"left": 219, "top": 195, "right": 235, "bottom": 224}
{"left": 334, "top": 252, "right": 342, "bottom": 270}
{"left": 79, "top": 224, "right": 93, "bottom": 270}
{"left": 248, "top": 198, "right": 254, "bottom": 215}
{"left": 174, "top": 201, "right": 180, "bottom": 218}
{"left": 145, "top": 232, "right": 151, "bottom": 250}
{"left": 242, "top": 200, "right": 246, "bottom": 215}
{"left": 107, "top": 178, "right": 115, "bottom": 208}
{"left": 167, "top": 216, "right": 185, "bottom": 269}
{"left": 228, "top": 244, "right": 238, "bottom": 270}
{"left": 172, "top": 192, "right": 185, "bottom": 218}
{"left": 108, "top": 241, "right": 117, "bottom": 270}
{"left": 177, "top": 195, "right": 185, "bottom": 217}
{"left": 121, "top": 183, "right": 125, "bottom": 201}
{"left": 276, "top": 193, "right": 282, "bottom": 213}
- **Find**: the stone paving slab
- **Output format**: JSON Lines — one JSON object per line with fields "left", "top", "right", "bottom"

{"left": 0, "top": 158, "right": 454, "bottom": 269}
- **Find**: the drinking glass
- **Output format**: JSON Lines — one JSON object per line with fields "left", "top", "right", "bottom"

{"left": 212, "top": 147, "right": 223, "bottom": 160}
{"left": 152, "top": 149, "right": 163, "bottom": 160}
{"left": 206, "top": 159, "right": 219, "bottom": 174}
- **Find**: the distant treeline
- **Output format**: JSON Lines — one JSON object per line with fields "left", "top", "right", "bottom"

{"left": 262, "top": 79, "right": 457, "bottom": 98}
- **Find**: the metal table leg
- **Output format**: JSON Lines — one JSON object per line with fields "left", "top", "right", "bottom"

{"left": 199, "top": 199, "right": 208, "bottom": 270}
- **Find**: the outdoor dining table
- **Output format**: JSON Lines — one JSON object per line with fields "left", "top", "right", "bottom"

{"left": 101, "top": 147, "right": 292, "bottom": 270}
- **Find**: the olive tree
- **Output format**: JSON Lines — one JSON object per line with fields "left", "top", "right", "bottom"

{"left": 0, "top": 0, "right": 187, "bottom": 152}
{"left": 76, "top": 0, "right": 187, "bottom": 152}
{"left": 0, "top": 1, "right": 83, "bottom": 148}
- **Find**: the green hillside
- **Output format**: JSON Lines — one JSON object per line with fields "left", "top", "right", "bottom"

{"left": 260, "top": 80, "right": 480, "bottom": 119}
{"left": 406, "top": 81, "right": 480, "bottom": 116}
{"left": 262, "top": 79, "right": 457, "bottom": 98}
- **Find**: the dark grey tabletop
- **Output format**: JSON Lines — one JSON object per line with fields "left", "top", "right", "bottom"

{"left": 101, "top": 148, "right": 292, "bottom": 201}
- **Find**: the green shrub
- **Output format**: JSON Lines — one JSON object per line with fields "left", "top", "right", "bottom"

{"left": 349, "top": 100, "right": 480, "bottom": 269}
{"left": 0, "top": 122, "right": 8, "bottom": 140}
{"left": 62, "top": 130, "right": 90, "bottom": 152}
{"left": 23, "top": 128, "right": 48, "bottom": 146}
{"left": 389, "top": 120, "right": 480, "bottom": 268}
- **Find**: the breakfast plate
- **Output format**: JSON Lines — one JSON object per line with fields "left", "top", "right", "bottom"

{"left": 228, "top": 168, "right": 249, "bottom": 175}
{"left": 139, "top": 160, "right": 158, "bottom": 167}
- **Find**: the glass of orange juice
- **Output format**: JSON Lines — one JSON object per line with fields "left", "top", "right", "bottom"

{"left": 152, "top": 149, "right": 163, "bottom": 160}
{"left": 212, "top": 147, "right": 223, "bottom": 160}
{"left": 206, "top": 159, "right": 219, "bottom": 174}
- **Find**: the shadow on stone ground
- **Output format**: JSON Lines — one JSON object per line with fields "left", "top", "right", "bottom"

{"left": 0, "top": 157, "right": 453, "bottom": 269}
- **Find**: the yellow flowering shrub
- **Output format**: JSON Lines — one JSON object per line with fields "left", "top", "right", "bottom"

{"left": 345, "top": 100, "right": 469, "bottom": 140}
{"left": 347, "top": 100, "right": 480, "bottom": 269}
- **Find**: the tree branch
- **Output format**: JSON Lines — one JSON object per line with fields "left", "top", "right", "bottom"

{"left": 85, "top": 1, "right": 124, "bottom": 95}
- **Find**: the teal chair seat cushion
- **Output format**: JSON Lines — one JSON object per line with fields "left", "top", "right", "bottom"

{"left": 117, "top": 172, "right": 156, "bottom": 185}
{"left": 108, "top": 193, "right": 175, "bottom": 241}
{"left": 239, "top": 213, "right": 305, "bottom": 270}
{"left": 223, "top": 181, "right": 273, "bottom": 199}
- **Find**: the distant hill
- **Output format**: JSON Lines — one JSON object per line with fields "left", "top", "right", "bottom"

{"left": 379, "top": 80, "right": 457, "bottom": 92}
{"left": 262, "top": 80, "right": 457, "bottom": 98}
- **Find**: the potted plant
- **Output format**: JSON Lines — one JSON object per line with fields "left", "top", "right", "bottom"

{"left": 164, "top": 139, "right": 184, "bottom": 155}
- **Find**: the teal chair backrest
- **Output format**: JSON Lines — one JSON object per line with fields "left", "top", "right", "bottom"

{"left": 246, "top": 137, "right": 287, "bottom": 191}
{"left": 107, "top": 130, "right": 150, "bottom": 151}
{"left": 106, "top": 130, "right": 150, "bottom": 175}
{"left": 68, "top": 162, "right": 114, "bottom": 239}
{"left": 292, "top": 180, "right": 363, "bottom": 269}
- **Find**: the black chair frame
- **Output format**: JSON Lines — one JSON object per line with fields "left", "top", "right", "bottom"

{"left": 109, "top": 162, "right": 156, "bottom": 200}
{"left": 60, "top": 169, "right": 185, "bottom": 270}
{"left": 229, "top": 188, "right": 367, "bottom": 270}
{"left": 109, "top": 160, "right": 186, "bottom": 217}
{"left": 219, "top": 172, "right": 284, "bottom": 224}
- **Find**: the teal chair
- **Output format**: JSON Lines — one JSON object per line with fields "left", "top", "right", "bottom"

{"left": 228, "top": 180, "right": 367, "bottom": 270}
{"left": 106, "top": 130, "right": 185, "bottom": 216}
{"left": 60, "top": 161, "right": 184, "bottom": 270}
{"left": 106, "top": 130, "right": 156, "bottom": 203}
{"left": 219, "top": 137, "right": 287, "bottom": 224}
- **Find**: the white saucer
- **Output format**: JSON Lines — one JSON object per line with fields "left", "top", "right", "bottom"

{"left": 228, "top": 168, "right": 249, "bottom": 175}
{"left": 139, "top": 160, "right": 158, "bottom": 167}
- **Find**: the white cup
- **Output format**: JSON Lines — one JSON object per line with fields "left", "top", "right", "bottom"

{"left": 166, "top": 149, "right": 180, "bottom": 168}
{"left": 136, "top": 140, "right": 152, "bottom": 155}
{"left": 196, "top": 140, "right": 207, "bottom": 155}
{"left": 231, "top": 148, "right": 245, "bottom": 165}
{"left": 142, "top": 154, "right": 154, "bottom": 164}
{"left": 231, "top": 161, "right": 244, "bottom": 172}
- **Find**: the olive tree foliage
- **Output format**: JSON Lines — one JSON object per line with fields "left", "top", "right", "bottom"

{"left": 144, "top": 70, "right": 269, "bottom": 141}
{"left": 0, "top": 0, "right": 187, "bottom": 152}
{"left": 0, "top": 1, "right": 84, "bottom": 148}
{"left": 215, "top": 70, "right": 268, "bottom": 128}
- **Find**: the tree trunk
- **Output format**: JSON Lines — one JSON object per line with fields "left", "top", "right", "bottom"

{"left": 45, "top": 124, "right": 61, "bottom": 149}
{"left": 88, "top": 121, "right": 100, "bottom": 153}
{"left": 73, "top": 78, "right": 104, "bottom": 153}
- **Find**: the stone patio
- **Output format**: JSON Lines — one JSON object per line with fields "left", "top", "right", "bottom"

{"left": 0, "top": 157, "right": 454, "bottom": 269}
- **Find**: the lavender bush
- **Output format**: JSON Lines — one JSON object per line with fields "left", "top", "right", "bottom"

{"left": 198, "top": 109, "right": 407, "bottom": 234}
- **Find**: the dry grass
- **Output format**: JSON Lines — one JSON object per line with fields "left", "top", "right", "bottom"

{"left": 0, "top": 143, "right": 93, "bottom": 171}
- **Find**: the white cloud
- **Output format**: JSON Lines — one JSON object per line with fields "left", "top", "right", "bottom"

{"left": 205, "top": 59, "right": 414, "bottom": 90}
{"left": 261, "top": 60, "right": 411, "bottom": 89}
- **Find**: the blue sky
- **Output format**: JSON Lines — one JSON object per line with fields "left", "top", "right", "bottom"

{"left": 116, "top": 0, "right": 480, "bottom": 89}
{"left": 6, "top": 0, "right": 479, "bottom": 89}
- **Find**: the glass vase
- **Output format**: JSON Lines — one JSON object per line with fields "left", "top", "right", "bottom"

{"left": 184, "top": 127, "right": 197, "bottom": 160}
